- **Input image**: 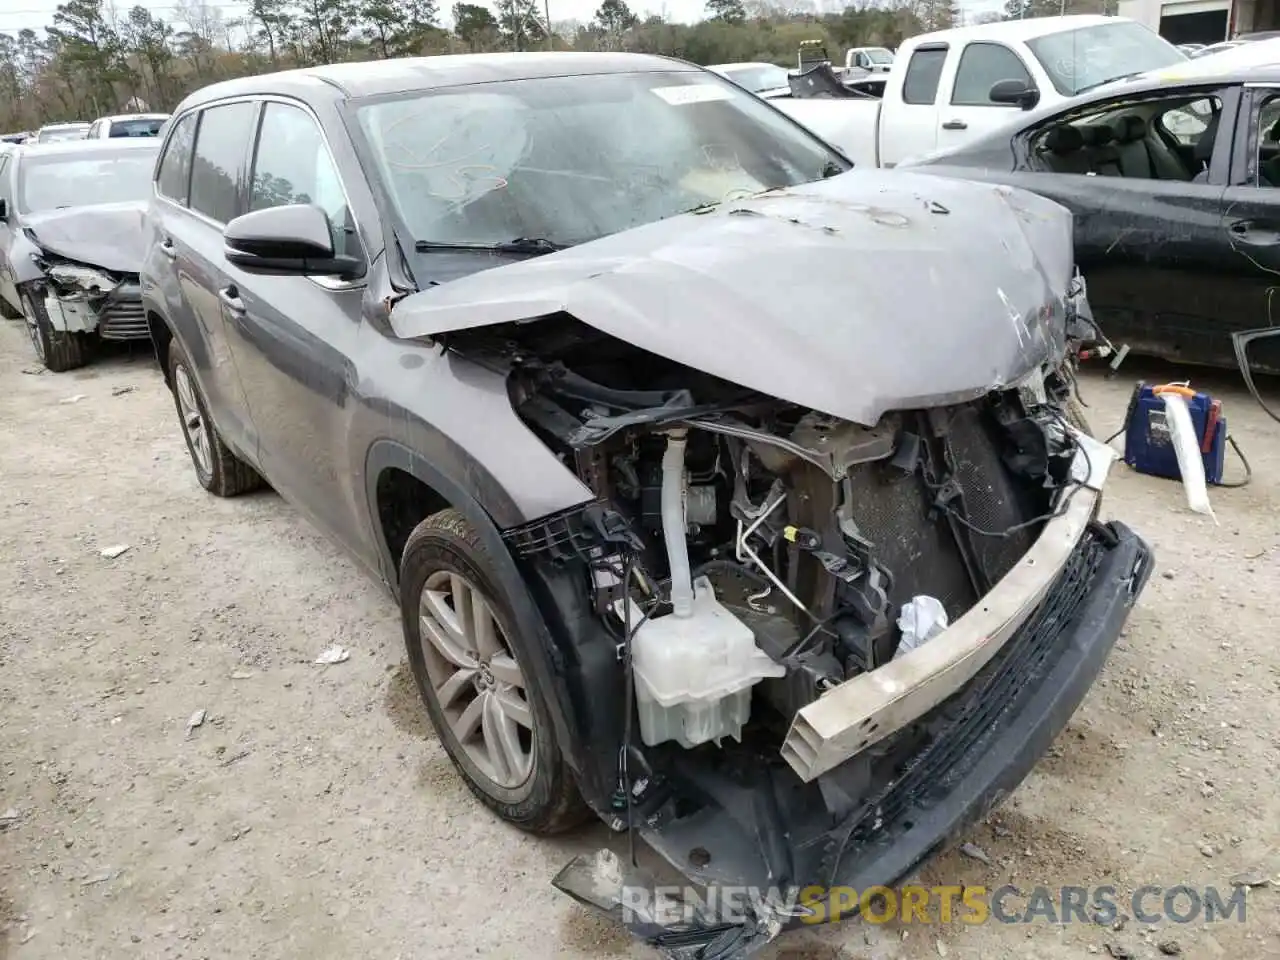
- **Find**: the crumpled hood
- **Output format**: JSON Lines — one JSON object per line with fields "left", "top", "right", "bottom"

{"left": 391, "top": 170, "right": 1076, "bottom": 426}
{"left": 21, "top": 201, "right": 148, "bottom": 274}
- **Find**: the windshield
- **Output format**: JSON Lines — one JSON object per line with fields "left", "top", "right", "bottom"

{"left": 109, "top": 118, "right": 166, "bottom": 138}
{"left": 1027, "top": 21, "right": 1186, "bottom": 96}
{"left": 354, "top": 70, "right": 847, "bottom": 248}
{"left": 38, "top": 126, "right": 88, "bottom": 143}
{"left": 19, "top": 152, "right": 155, "bottom": 213}
{"left": 863, "top": 48, "right": 894, "bottom": 65}
{"left": 724, "top": 64, "right": 791, "bottom": 92}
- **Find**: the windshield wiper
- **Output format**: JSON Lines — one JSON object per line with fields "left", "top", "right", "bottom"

{"left": 1074, "top": 71, "right": 1146, "bottom": 95}
{"left": 414, "top": 237, "right": 570, "bottom": 255}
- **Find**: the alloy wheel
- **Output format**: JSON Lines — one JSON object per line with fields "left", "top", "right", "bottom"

{"left": 417, "top": 570, "right": 535, "bottom": 790}
{"left": 173, "top": 363, "right": 212, "bottom": 476}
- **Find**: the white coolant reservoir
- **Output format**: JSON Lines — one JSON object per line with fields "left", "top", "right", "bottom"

{"left": 630, "top": 576, "right": 785, "bottom": 749}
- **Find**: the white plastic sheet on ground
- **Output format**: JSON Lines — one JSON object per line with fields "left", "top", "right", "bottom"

{"left": 1158, "top": 389, "right": 1217, "bottom": 523}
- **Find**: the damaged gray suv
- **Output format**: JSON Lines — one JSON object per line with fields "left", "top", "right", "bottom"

{"left": 141, "top": 53, "right": 1153, "bottom": 958}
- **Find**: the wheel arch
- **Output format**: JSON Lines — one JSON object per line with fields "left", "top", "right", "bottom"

{"left": 364, "top": 438, "right": 532, "bottom": 590}
{"left": 365, "top": 437, "right": 598, "bottom": 799}
{"left": 147, "top": 308, "right": 175, "bottom": 386}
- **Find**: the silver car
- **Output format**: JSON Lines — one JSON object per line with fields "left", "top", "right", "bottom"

{"left": 0, "top": 138, "right": 159, "bottom": 370}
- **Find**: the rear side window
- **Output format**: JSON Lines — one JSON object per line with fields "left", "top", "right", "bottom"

{"left": 903, "top": 47, "right": 947, "bottom": 105}
{"left": 189, "top": 101, "right": 258, "bottom": 224}
{"left": 156, "top": 112, "right": 197, "bottom": 204}
{"left": 951, "top": 43, "right": 1033, "bottom": 105}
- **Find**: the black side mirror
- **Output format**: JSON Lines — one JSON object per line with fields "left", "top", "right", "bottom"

{"left": 990, "top": 78, "right": 1041, "bottom": 110}
{"left": 223, "top": 203, "right": 362, "bottom": 279}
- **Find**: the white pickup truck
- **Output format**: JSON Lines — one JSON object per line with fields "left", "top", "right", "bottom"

{"left": 773, "top": 15, "right": 1188, "bottom": 168}
{"left": 844, "top": 46, "right": 895, "bottom": 74}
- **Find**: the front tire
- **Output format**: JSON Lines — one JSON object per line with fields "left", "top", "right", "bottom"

{"left": 20, "top": 289, "right": 89, "bottom": 373}
{"left": 166, "top": 338, "right": 262, "bottom": 497}
{"left": 401, "top": 509, "right": 587, "bottom": 834}
{"left": 1066, "top": 396, "right": 1093, "bottom": 436}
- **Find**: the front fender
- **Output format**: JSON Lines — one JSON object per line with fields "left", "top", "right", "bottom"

{"left": 10, "top": 230, "right": 46, "bottom": 285}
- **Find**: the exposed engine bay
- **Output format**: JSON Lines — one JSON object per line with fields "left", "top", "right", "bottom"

{"left": 454, "top": 312, "right": 1090, "bottom": 761}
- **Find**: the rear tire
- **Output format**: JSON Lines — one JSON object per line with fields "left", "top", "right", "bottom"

{"left": 400, "top": 508, "right": 588, "bottom": 834}
{"left": 20, "top": 289, "right": 90, "bottom": 373}
{"left": 166, "top": 338, "right": 262, "bottom": 497}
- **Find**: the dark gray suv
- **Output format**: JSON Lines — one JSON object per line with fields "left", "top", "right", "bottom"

{"left": 141, "top": 53, "right": 1152, "bottom": 958}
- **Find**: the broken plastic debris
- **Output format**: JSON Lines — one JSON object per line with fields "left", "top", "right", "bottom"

{"left": 959, "top": 842, "right": 992, "bottom": 865}
{"left": 59, "top": 394, "right": 87, "bottom": 404}
{"left": 894, "top": 595, "right": 948, "bottom": 659}
{"left": 314, "top": 645, "right": 350, "bottom": 665}
{"left": 0, "top": 808, "right": 20, "bottom": 828}
{"left": 100, "top": 544, "right": 131, "bottom": 559}
{"left": 185, "top": 709, "right": 206, "bottom": 739}
{"left": 229, "top": 670, "right": 254, "bottom": 680}
{"left": 1228, "top": 871, "right": 1271, "bottom": 888}
{"left": 111, "top": 386, "right": 136, "bottom": 397}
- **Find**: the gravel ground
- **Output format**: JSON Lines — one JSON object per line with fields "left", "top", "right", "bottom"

{"left": 1, "top": 315, "right": 1278, "bottom": 960}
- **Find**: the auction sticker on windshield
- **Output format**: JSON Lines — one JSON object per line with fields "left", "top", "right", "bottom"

{"left": 651, "top": 84, "right": 733, "bottom": 105}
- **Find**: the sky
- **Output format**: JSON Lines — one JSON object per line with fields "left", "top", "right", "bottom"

{"left": 0, "top": 0, "right": 1007, "bottom": 42}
